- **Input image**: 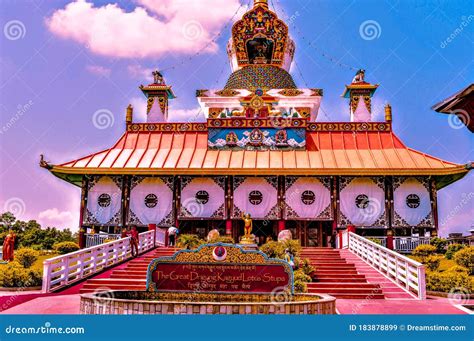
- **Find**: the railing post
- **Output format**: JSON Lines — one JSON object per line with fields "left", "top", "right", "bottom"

{"left": 42, "top": 261, "right": 50, "bottom": 293}
{"left": 418, "top": 265, "right": 426, "bottom": 299}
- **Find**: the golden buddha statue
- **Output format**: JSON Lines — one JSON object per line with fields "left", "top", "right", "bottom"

{"left": 240, "top": 212, "right": 255, "bottom": 245}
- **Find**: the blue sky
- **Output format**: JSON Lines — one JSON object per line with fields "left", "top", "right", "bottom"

{"left": 0, "top": 0, "right": 472, "bottom": 236}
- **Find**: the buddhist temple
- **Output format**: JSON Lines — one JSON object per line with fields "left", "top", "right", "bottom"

{"left": 41, "top": 0, "right": 472, "bottom": 251}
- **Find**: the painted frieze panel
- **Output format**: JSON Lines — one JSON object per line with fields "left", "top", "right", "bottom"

{"left": 208, "top": 127, "right": 305, "bottom": 150}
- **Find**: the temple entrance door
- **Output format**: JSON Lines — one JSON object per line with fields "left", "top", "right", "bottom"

{"left": 306, "top": 222, "right": 319, "bottom": 247}
{"left": 252, "top": 220, "right": 276, "bottom": 245}
{"left": 297, "top": 221, "right": 334, "bottom": 247}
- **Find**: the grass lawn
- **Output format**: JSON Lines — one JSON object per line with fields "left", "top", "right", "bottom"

{"left": 0, "top": 253, "right": 59, "bottom": 273}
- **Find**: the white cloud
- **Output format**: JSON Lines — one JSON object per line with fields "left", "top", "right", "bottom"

{"left": 45, "top": 0, "right": 243, "bottom": 59}
{"left": 38, "top": 208, "right": 78, "bottom": 230}
{"left": 129, "top": 96, "right": 148, "bottom": 122}
{"left": 168, "top": 108, "right": 205, "bottom": 122}
{"left": 127, "top": 64, "right": 153, "bottom": 80}
{"left": 86, "top": 64, "right": 111, "bottom": 76}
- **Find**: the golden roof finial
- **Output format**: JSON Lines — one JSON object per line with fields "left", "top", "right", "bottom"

{"left": 254, "top": 0, "right": 268, "bottom": 8}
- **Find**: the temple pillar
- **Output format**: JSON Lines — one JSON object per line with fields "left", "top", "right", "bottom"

{"left": 121, "top": 175, "right": 130, "bottom": 229}
{"left": 429, "top": 178, "right": 439, "bottom": 232}
{"left": 78, "top": 176, "right": 88, "bottom": 248}
{"left": 278, "top": 220, "right": 285, "bottom": 232}
{"left": 386, "top": 229, "right": 394, "bottom": 250}
{"left": 226, "top": 219, "right": 233, "bottom": 235}
{"left": 149, "top": 223, "right": 156, "bottom": 246}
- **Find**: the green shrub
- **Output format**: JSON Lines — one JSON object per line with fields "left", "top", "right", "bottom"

{"left": 293, "top": 269, "right": 311, "bottom": 293}
{"left": 412, "top": 244, "right": 437, "bottom": 262}
{"left": 453, "top": 247, "right": 474, "bottom": 275}
{"left": 446, "top": 265, "right": 469, "bottom": 274}
{"left": 53, "top": 241, "right": 80, "bottom": 255}
{"left": 299, "top": 258, "right": 315, "bottom": 276}
{"left": 367, "top": 238, "right": 382, "bottom": 245}
{"left": 260, "top": 241, "right": 285, "bottom": 259}
{"left": 445, "top": 244, "right": 466, "bottom": 260}
{"left": 0, "top": 262, "right": 42, "bottom": 287}
{"left": 430, "top": 237, "right": 447, "bottom": 254}
{"left": 426, "top": 270, "right": 474, "bottom": 293}
{"left": 424, "top": 255, "right": 443, "bottom": 271}
{"left": 212, "top": 236, "right": 235, "bottom": 244}
{"left": 281, "top": 239, "right": 301, "bottom": 256}
{"left": 176, "top": 234, "right": 203, "bottom": 250}
{"left": 14, "top": 248, "right": 39, "bottom": 268}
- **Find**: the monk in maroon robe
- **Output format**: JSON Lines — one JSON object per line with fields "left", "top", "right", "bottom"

{"left": 129, "top": 226, "right": 139, "bottom": 258}
{"left": 2, "top": 230, "right": 16, "bottom": 262}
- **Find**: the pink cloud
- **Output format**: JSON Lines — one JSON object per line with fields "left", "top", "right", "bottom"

{"left": 38, "top": 208, "right": 78, "bottom": 230}
{"left": 86, "top": 64, "right": 111, "bottom": 76}
{"left": 127, "top": 64, "right": 153, "bottom": 80}
{"left": 45, "top": 0, "right": 244, "bottom": 59}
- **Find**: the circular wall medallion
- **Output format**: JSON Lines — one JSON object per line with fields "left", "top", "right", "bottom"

{"left": 406, "top": 194, "right": 420, "bottom": 208}
{"left": 195, "top": 190, "right": 209, "bottom": 205}
{"left": 144, "top": 194, "right": 158, "bottom": 208}
{"left": 250, "top": 96, "right": 264, "bottom": 110}
{"left": 301, "top": 190, "right": 315, "bottom": 205}
{"left": 212, "top": 246, "right": 227, "bottom": 261}
{"left": 355, "top": 194, "right": 370, "bottom": 209}
{"left": 98, "top": 193, "right": 111, "bottom": 208}
{"left": 248, "top": 190, "right": 263, "bottom": 205}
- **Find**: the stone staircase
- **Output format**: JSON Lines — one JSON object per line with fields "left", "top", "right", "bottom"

{"left": 302, "top": 247, "right": 385, "bottom": 299}
{"left": 79, "top": 246, "right": 410, "bottom": 300}
{"left": 79, "top": 247, "right": 178, "bottom": 294}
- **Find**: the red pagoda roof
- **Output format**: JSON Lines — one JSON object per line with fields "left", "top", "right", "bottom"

{"left": 49, "top": 130, "right": 469, "bottom": 183}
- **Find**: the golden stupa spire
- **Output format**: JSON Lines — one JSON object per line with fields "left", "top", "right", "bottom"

{"left": 254, "top": 0, "right": 269, "bottom": 8}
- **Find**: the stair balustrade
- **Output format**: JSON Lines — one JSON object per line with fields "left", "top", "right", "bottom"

{"left": 342, "top": 232, "right": 426, "bottom": 300}
{"left": 42, "top": 230, "right": 157, "bottom": 293}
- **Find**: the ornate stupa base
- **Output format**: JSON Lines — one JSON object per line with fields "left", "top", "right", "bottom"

{"left": 239, "top": 235, "right": 258, "bottom": 250}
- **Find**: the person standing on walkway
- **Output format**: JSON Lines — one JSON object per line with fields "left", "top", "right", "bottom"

{"left": 129, "top": 226, "right": 139, "bottom": 257}
{"left": 167, "top": 226, "right": 178, "bottom": 247}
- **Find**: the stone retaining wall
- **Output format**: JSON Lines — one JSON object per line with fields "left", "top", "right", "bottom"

{"left": 80, "top": 293, "right": 336, "bottom": 315}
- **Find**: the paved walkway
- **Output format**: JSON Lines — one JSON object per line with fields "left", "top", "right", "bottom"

{"left": 336, "top": 296, "right": 471, "bottom": 314}
{"left": 0, "top": 295, "right": 81, "bottom": 314}
{"left": 1, "top": 294, "right": 469, "bottom": 315}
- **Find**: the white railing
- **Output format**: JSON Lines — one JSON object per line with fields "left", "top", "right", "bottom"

{"left": 42, "top": 230, "right": 156, "bottom": 293}
{"left": 344, "top": 232, "right": 426, "bottom": 300}
{"left": 85, "top": 233, "right": 121, "bottom": 248}
{"left": 394, "top": 237, "right": 431, "bottom": 253}
{"left": 155, "top": 228, "right": 166, "bottom": 246}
